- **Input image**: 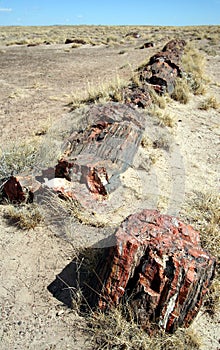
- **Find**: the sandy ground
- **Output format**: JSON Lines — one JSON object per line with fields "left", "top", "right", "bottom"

{"left": 0, "top": 29, "right": 219, "bottom": 349}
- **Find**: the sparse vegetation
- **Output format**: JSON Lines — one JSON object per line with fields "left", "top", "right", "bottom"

{"left": 198, "top": 95, "right": 219, "bottom": 110}
{"left": 87, "top": 306, "right": 201, "bottom": 349}
{"left": 182, "top": 43, "right": 208, "bottom": 96}
{"left": 0, "top": 24, "right": 219, "bottom": 349}
{"left": 68, "top": 76, "right": 128, "bottom": 110}
{"left": 0, "top": 140, "right": 39, "bottom": 178}
{"left": 171, "top": 78, "right": 190, "bottom": 104}
{"left": 148, "top": 88, "right": 167, "bottom": 109}
{"left": 3, "top": 203, "right": 43, "bottom": 230}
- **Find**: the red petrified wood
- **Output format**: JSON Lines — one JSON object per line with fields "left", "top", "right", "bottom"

{"left": 89, "top": 209, "right": 216, "bottom": 333}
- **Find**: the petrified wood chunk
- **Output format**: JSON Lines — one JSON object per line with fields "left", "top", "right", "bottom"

{"left": 0, "top": 176, "right": 26, "bottom": 203}
{"left": 139, "top": 42, "right": 155, "bottom": 49}
{"left": 138, "top": 39, "right": 186, "bottom": 94}
{"left": 54, "top": 103, "right": 145, "bottom": 198}
{"left": 120, "top": 83, "right": 152, "bottom": 108}
{"left": 88, "top": 209, "right": 216, "bottom": 333}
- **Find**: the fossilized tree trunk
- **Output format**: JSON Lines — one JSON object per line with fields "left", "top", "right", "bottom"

{"left": 138, "top": 39, "right": 186, "bottom": 94}
{"left": 88, "top": 209, "right": 216, "bottom": 333}
{"left": 116, "top": 39, "right": 187, "bottom": 109}
{"left": 0, "top": 103, "right": 145, "bottom": 203}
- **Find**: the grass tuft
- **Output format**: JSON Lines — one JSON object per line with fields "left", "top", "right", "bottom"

{"left": 0, "top": 140, "right": 39, "bottom": 178}
{"left": 3, "top": 203, "right": 43, "bottom": 230}
{"left": 171, "top": 78, "right": 190, "bottom": 104}
{"left": 68, "top": 76, "right": 127, "bottom": 110}
{"left": 181, "top": 43, "right": 208, "bottom": 96}
{"left": 198, "top": 95, "right": 219, "bottom": 110}
{"left": 148, "top": 88, "right": 167, "bottom": 109}
{"left": 87, "top": 305, "right": 201, "bottom": 350}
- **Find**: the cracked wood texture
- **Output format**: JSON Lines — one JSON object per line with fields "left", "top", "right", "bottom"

{"left": 54, "top": 103, "right": 145, "bottom": 198}
{"left": 88, "top": 209, "right": 216, "bottom": 333}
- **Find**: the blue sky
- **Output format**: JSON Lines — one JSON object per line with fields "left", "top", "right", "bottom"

{"left": 0, "top": 0, "right": 219, "bottom": 26}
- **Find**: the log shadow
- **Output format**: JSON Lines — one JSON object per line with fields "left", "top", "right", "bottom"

{"left": 47, "top": 234, "right": 116, "bottom": 310}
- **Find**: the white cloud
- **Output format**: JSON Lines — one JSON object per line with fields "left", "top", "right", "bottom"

{"left": 0, "top": 8, "right": 12, "bottom": 12}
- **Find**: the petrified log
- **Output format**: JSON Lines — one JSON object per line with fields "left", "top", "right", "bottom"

{"left": 138, "top": 39, "right": 186, "bottom": 94}
{"left": 88, "top": 209, "right": 216, "bottom": 333}
{"left": 0, "top": 103, "right": 145, "bottom": 204}
{"left": 125, "top": 31, "right": 141, "bottom": 38}
{"left": 53, "top": 103, "right": 145, "bottom": 199}
{"left": 139, "top": 42, "right": 155, "bottom": 49}
{"left": 65, "top": 38, "right": 87, "bottom": 45}
{"left": 119, "top": 39, "right": 186, "bottom": 104}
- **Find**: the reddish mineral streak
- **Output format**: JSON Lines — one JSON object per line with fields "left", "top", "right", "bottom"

{"left": 88, "top": 209, "right": 216, "bottom": 333}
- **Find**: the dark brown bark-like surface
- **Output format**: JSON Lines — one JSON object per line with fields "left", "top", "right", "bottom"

{"left": 88, "top": 209, "right": 216, "bottom": 333}
{"left": 0, "top": 176, "right": 26, "bottom": 203}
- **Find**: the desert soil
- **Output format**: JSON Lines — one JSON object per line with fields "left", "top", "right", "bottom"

{"left": 0, "top": 28, "right": 219, "bottom": 349}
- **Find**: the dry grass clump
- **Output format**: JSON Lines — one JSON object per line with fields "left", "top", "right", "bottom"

{"left": 3, "top": 203, "right": 43, "bottom": 230}
{"left": 189, "top": 76, "right": 207, "bottom": 96}
{"left": 198, "top": 95, "right": 219, "bottom": 110}
{"left": 204, "top": 278, "right": 220, "bottom": 315}
{"left": 149, "top": 105, "right": 176, "bottom": 128}
{"left": 158, "top": 111, "right": 176, "bottom": 128}
{"left": 0, "top": 140, "right": 39, "bottom": 178}
{"left": 182, "top": 43, "right": 207, "bottom": 96}
{"left": 87, "top": 305, "right": 201, "bottom": 350}
{"left": 181, "top": 192, "right": 220, "bottom": 263}
{"left": 182, "top": 43, "right": 205, "bottom": 78}
{"left": 148, "top": 88, "right": 167, "bottom": 109}
{"left": 68, "top": 76, "right": 128, "bottom": 110}
{"left": 171, "top": 78, "right": 190, "bottom": 104}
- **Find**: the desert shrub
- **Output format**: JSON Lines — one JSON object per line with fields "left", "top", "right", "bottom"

{"left": 157, "top": 111, "right": 176, "bottom": 128}
{"left": 148, "top": 88, "right": 167, "bottom": 109}
{"left": 68, "top": 77, "right": 128, "bottom": 110}
{"left": 189, "top": 75, "right": 207, "bottom": 95}
{"left": 182, "top": 43, "right": 208, "bottom": 96}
